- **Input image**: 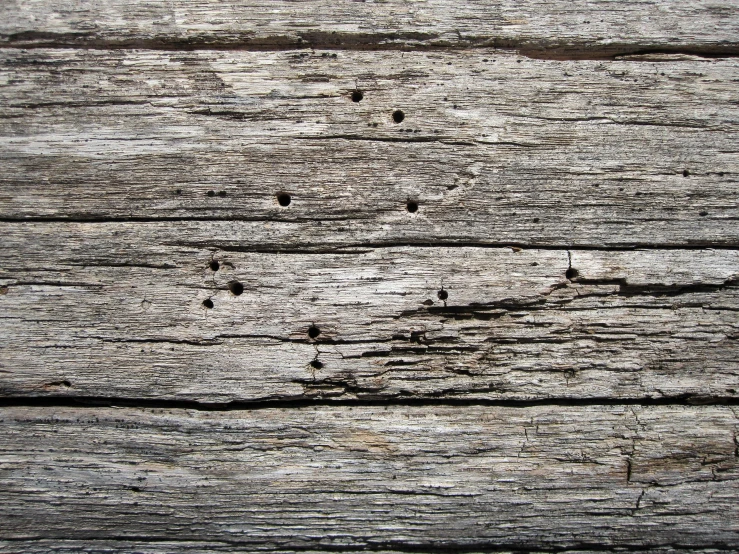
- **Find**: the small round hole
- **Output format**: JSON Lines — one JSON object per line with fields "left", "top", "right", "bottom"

{"left": 277, "top": 193, "right": 291, "bottom": 207}
{"left": 566, "top": 268, "right": 579, "bottom": 280}
{"left": 533, "top": 217, "right": 540, "bottom": 223}
{"left": 207, "top": 190, "right": 215, "bottom": 197}
{"left": 218, "top": 191, "right": 227, "bottom": 197}
{"left": 406, "top": 201, "right": 418, "bottom": 213}
{"left": 308, "top": 325, "right": 321, "bottom": 339}
{"left": 437, "top": 289, "right": 448, "bottom": 300}
{"left": 228, "top": 281, "right": 244, "bottom": 296}
{"left": 699, "top": 210, "right": 708, "bottom": 217}
{"left": 310, "top": 359, "right": 324, "bottom": 370}
{"left": 175, "top": 189, "right": 182, "bottom": 195}
{"left": 202, "top": 298, "right": 214, "bottom": 309}
{"left": 392, "top": 110, "right": 405, "bottom": 123}
{"left": 683, "top": 169, "right": 690, "bottom": 177}
{"left": 351, "top": 90, "right": 364, "bottom": 102}
{"left": 209, "top": 260, "right": 220, "bottom": 271}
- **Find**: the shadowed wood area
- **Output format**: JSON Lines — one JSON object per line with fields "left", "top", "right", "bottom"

{"left": 1, "top": 0, "right": 738, "bottom": 552}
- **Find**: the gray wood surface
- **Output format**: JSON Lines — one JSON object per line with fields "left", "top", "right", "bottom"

{"left": 1, "top": 49, "right": 737, "bottom": 249}
{"left": 1, "top": 405, "right": 738, "bottom": 550}
{"left": 1, "top": 240, "right": 738, "bottom": 401}
{"left": 2, "top": 0, "right": 738, "bottom": 58}
{"left": 2, "top": 0, "right": 739, "bottom": 551}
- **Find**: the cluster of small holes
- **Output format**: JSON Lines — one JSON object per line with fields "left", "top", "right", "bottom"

{"left": 207, "top": 190, "right": 227, "bottom": 197}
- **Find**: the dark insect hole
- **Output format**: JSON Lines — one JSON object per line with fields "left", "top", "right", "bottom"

{"left": 228, "top": 281, "right": 244, "bottom": 296}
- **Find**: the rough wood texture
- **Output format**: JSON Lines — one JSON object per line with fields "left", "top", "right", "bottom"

{"left": 1, "top": 405, "right": 738, "bottom": 550}
{"left": 2, "top": 1, "right": 739, "bottom": 551}
{"left": 1, "top": 49, "right": 737, "bottom": 249}
{"left": 2, "top": 237, "right": 738, "bottom": 401}
{"left": 2, "top": 0, "right": 738, "bottom": 58}
{"left": 5, "top": 546, "right": 735, "bottom": 554}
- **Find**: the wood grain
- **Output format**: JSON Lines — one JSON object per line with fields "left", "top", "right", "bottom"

{"left": 1, "top": 0, "right": 738, "bottom": 57}
{"left": 2, "top": 233, "right": 737, "bottom": 401}
{"left": 1, "top": 49, "right": 737, "bottom": 248}
{"left": 1, "top": 405, "right": 737, "bottom": 549}
{"left": 2, "top": 1, "right": 739, "bottom": 550}
{"left": 5, "top": 545, "right": 733, "bottom": 554}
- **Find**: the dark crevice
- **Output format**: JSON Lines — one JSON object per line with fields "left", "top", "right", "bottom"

{"left": 5, "top": 99, "right": 150, "bottom": 109}
{"left": 0, "top": 215, "right": 370, "bottom": 224}
{"left": 0, "top": 394, "right": 737, "bottom": 412}
{"left": 1, "top": 537, "right": 737, "bottom": 553}
{"left": 2, "top": 31, "right": 739, "bottom": 61}
{"left": 293, "top": 134, "right": 479, "bottom": 146}
{"left": 173, "top": 241, "right": 739, "bottom": 254}
{"left": 1, "top": 281, "right": 105, "bottom": 288}
{"left": 570, "top": 277, "right": 739, "bottom": 297}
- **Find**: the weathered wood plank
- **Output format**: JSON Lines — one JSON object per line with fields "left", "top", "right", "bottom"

{"left": 4, "top": 545, "right": 733, "bottom": 554}
{"left": 1, "top": 405, "right": 737, "bottom": 549}
{"left": 1, "top": 2, "right": 737, "bottom": 551}
{"left": 1, "top": 49, "right": 737, "bottom": 247}
{"left": 1, "top": 0, "right": 738, "bottom": 57}
{"left": 2, "top": 229, "right": 737, "bottom": 401}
